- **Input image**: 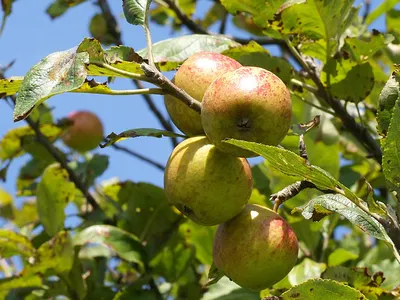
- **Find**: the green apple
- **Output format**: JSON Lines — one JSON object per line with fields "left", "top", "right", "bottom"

{"left": 201, "top": 66, "right": 292, "bottom": 157}
{"left": 61, "top": 111, "right": 104, "bottom": 153}
{"left": 164, "top": 52, "right": 242, "bottom": 136}
{"left": 164, "top": 136, "right": 253, "bottom": 226}
{"left": 213, "top": 204, "right": 298, "bottom": 291}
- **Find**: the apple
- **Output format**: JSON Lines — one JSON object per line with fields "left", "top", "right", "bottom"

{"left": 61, "top": 111, "right": 104, "bottom": 153}
{"left": 164, "top": 52, "right": 242, "bottom": 136}
{"left": 213, "top": 204, "right": 298, "bottom": 291}
{"left": 201, "top": 66, "right": 292, "bottom": 157}
{"left": 163, "top": 136, "right": 253, "bottom": 226}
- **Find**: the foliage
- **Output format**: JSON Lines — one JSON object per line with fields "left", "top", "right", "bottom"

{"left": 1, "top": 0, "right": 400, "bottom": 299}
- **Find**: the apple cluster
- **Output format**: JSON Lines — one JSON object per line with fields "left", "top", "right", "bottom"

{"left": 163, "top": 52, "right": 298, "bottom": 290}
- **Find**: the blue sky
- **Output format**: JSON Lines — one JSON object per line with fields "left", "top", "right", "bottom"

{"left": 0, "top": 0, "right": 386, "bottom": 206}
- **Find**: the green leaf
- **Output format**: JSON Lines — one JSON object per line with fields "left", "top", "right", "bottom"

{"left": 0, "top": 76, "right": 23, "bottom": 97}
{"left": 328, "top": 248, "right": 359, "bottom": 267}
{"left": 179, "top": 220, "right": 216, "bottom": 265}
{"left": 344, "top": 33, "right": 394, "bottom": 64}
{"left": 270, "top": 0, "right": 358, "bottom": 58}
{"left": 294, "top": 194, "right": 384, "bottom": 240}
{"left": 14, "top": 48, "right": 88, "bottom": 122}
{"left": 377, "top": 72, "right": 400, "bottom": 136}
{"left": 101, "top": 129, "right": 186, "bottom": 148}
{"left": 0, "top": 186, "right": 14, "bottom": 219}
{"left": 137, "top": 34, "right": 240, "bottom": 71}
{"left": 74, "top": 225, "right": 146, "bottom": 271}
{"left": 382, "top": 97, "right": 400, "bottom": 190}
{"left": 329, "top": 62, "right": 375, "bottom": 103}
{"left": 13, "top": 200, "right": 38, "bottom": 227}
{"left": 287, "top": 258, "right": 327, "bottom": 286}
{"left": 150, "top": 231, "right": 195, "bottom": 282}
{"left": 0, "top": 275, "right": 42, "bottom": 299}
{"left": 0, "top": 229, "right": 36, "bottom": 258}
{"left": 70, "top": 153, "right": 109, "bottom": 188}
{"left": 202, "top": 276, "right": 260, "bottom": 300}
{"left": 46, "top": 0, "right": 87, "bottom": 19}
{"left": 62, "top": 249, "right": 87, "bottom": 300}
{"left": 24, "top": 231, "right": 74, "bottom": 276}
{"left": 0, "top": 124, "right": 62, "bottom": 161}
{"left": 321, "top": 266, "right": 390, "bottom": 299}
{"left": 107, "top": 182, "right": 180, "bottom": 242}
{"left": 293, "top": 194, "right": 400, "bottom": 263}
{"left": 365, "top": 0, "right": 398, "bottom": 25}
{"left": 220, "top": 0, "right": 285, "bottom": 26}
{"left": 280, "top": 278, "right": 367, "bottom": 299}
{"left": 36, "top": 163, "right": 76, "bottom": 236}
{"left": 122, "top": 0, "right": 152, "bottom": 26}
{"left": 223, "top": 41, "right": 294, "bottom": 84}
{"left": 224, "top": 139, "right": 360, "bottom": 204}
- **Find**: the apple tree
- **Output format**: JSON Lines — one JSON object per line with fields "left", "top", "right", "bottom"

{"left": 0, "top": 0, "right": 400, "bottom": 299}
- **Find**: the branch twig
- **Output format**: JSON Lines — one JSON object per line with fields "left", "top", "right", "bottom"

{"left": 97, "top": 0, "right": 178, "bottom": 147}
{"left": 111, "top": 143, "right": 165, "bottom": 171}
{"left": 284, "top": 39, "right": 382, "bottom": 164}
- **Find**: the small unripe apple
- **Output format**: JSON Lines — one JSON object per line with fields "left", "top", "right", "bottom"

{"left": 201, "top": 66, "right": 292, "bottom": 157}
{"left": 213, "top": 204, "right": 298, "bottom": 291}
{"left": 164, "top": 136, "right": 253, "bottom": 226}
{"left": 61, "top": 111, "right": 104, "bottom": 153}
{"left": 164, "top": 52, "right": 242, "bottom": 136}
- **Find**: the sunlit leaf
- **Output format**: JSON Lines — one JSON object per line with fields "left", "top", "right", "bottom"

{"left": 293, "top": 194, "right": 400, "bottom": 263}
{"left": 36, "top": 163, "right": 76, "bottom": 236}
{"left": 279, "top": 278, "right": 367, "bottom": 299}
{"left": 0, "top": 186, "right": 14, "bottom": 219}
{"left": 0, "top": 76, "right": 23, "bottom": 97}
{"left": 328, "top": 248, "right": 359, "bottom": 266}
{"left": 23, "top": 231, "right": 74, "bottom": 275}
{"left": 329, "top": 62, "right": 374, "bottom": 103}
{"left": 0, "top": 124, "right": 62, "bottom": 161}
{"left": 14, "top": 48, "right": 89, "bottom": 122}
{"left": 0, "top": 229, "right": 36, "bottom": 258}
{"left": 137, "top": 34, "right": 240, "bottom": 71}
{"left": 287, "top": 258, "right": 327, "bottom": 286}
{"left": 381, "top": 96, "right": 400, "bottom": 191}
{"left": 224, "top": 139, "right": 360, "bottom": 204}
{"left": 377, "top": 72, "right": 399, "bottom": 136}
{"left": 202, "top": 276, "right": 260, "bottom": 299}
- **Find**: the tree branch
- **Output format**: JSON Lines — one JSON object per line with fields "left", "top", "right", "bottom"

{"left": 111, "top": 143, "right": 165, "bottom": 171}
{"left": 0, "top": 67, "right": 101, "bottom": 210}
{"left": 23, "top": 116, "right": 100, "bottom": 210}
{"left": 284, "top": 40, "right": 382, "bottom": 164}
{"left": 97, "top": 0, "right": 178, "bottom": 147}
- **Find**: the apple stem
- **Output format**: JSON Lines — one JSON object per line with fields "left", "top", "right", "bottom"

{"left": 143, "top": 9, "right": 156, "bottom": 69}
{"left": 141, "top": 63, "right": 202, "bottom": 114}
